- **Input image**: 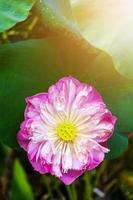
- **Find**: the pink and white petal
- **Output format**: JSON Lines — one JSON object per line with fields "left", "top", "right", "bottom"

{"left": 48, "top": 84, "right": 66, "bottom": 112}
{"left": 27, "top": 141, "right": 40, "bottom": 161}
{"left": 27, "top": 142, "right": 53, "bottom": 174}
{"left": 71, "top": 146, "right": 85, "bottom": 170}
{"left": 88, "top": 139, "right": 109, "bottom": 152}
{"left": 29, "top": 119, "right": 56, "bottom": 143}
{"left": 93, "top": 111, "right": 117, "bottom": 142}
{"left": 40, "top": 142, "right": 53, "bottom": 164}
{"left": 72, "top": 84, "right": 104, "bottom": 110}
{"left": 25, "top": 104, "right": 37, "bottom": 119}
{"left": 17, "top": 130, "right": 29, "bottom": 151}
{"left": 60, "top": 169, "right": 85, "bottom": 185}
{"left": 25, "top": 93, "right": 48, "bottom": 119}
{"left": 62, "top": 144, "right": 73, "bottom": 171}
{"left": 52, "top": 152, "right": 62, "bottom": 177}
{"left": 79, "top": 140, "right": 108, "bottom": 170}
{"left": 72, "top": 84, "right": 90, "bottom": 109}
{"left": 17, "top": 119, "right": 33, "bottom": 150}
{"left": 83, "top": 86, "right": 104, "bottom": 105}
{"left": 48, "top": 77, "right": 80, "bottom": 119}
{"left": 40, "top": 103, "right": 57, "bottom": 126}
{"left": 85, "top": 139, "right": 109, "bottom": 170}
{"left": 29, "top": 156, "right": 52, "bottom": 174}
{"left": 87, "top": 150, "right": 105, "bottom": 170}
{"left": 26, "top": 93, "right": 48, "bottom": 109}
{"left": 79, "top": 110, "right": 117, "bottom": 142}
{"left": 97, "top": 111, "right": 117, "bottom": 130}
{"left": 78, "top": 103, "right": 105, "bottom": 119}
{"left": 56, "top": 77, "right": 80, "bottom": 112}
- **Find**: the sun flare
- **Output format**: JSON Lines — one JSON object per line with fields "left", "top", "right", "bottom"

{"left": 71, "top": 0, "right": 133, "bottom": 79}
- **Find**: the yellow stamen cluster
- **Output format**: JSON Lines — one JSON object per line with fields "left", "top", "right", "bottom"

{"left": 57, "top": 122, "right": 77, "bottom": 142}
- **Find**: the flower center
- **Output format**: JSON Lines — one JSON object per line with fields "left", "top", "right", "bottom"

{"left": 57, "top": 122, "right": 77, "bottom": 142}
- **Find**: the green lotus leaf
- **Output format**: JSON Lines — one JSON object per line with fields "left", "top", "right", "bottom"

{"left": 0, "top": 0, "right": 36, "bottom": 32}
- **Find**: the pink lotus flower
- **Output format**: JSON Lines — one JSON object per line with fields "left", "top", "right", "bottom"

{"left": 17, "top": 76, "right": 116, "bottom": 185}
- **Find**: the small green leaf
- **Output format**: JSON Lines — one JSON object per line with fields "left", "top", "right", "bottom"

{"left": 106, "top": 130, "right": 128, "bottom": 159}
{"left": 0, "top": 0, "right": 36, "bottom": 33}
{"left": 11, "top": 159, "right": 34, "bottom": 200}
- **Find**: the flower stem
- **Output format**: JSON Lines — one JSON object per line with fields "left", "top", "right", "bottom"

{"left": 72, "top": 184, "right": 77, "bottom": 200}
{"left": 42, "top": 176, "right": 54, "bottom": 199}
{"left": 94, "top": 161, "right": 107, "bottom": 187}
{"left": 84, "top": 172, "right": 93, "bottom": 200}
{"left": 66, "top": 185, "right": 77, "bottom": 200}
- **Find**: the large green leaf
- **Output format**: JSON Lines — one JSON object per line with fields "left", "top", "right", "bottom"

{"left": 70, "top": 0, "right": 133, "bottom": 79}
{"left": 0, "top": 37, "right": 131, "bottom": 159}
{"left": 0, "top": 0, "right": 36, "bottom": 33}
{"left": 11, "top": 159, "right": 34, "bottom": 200}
